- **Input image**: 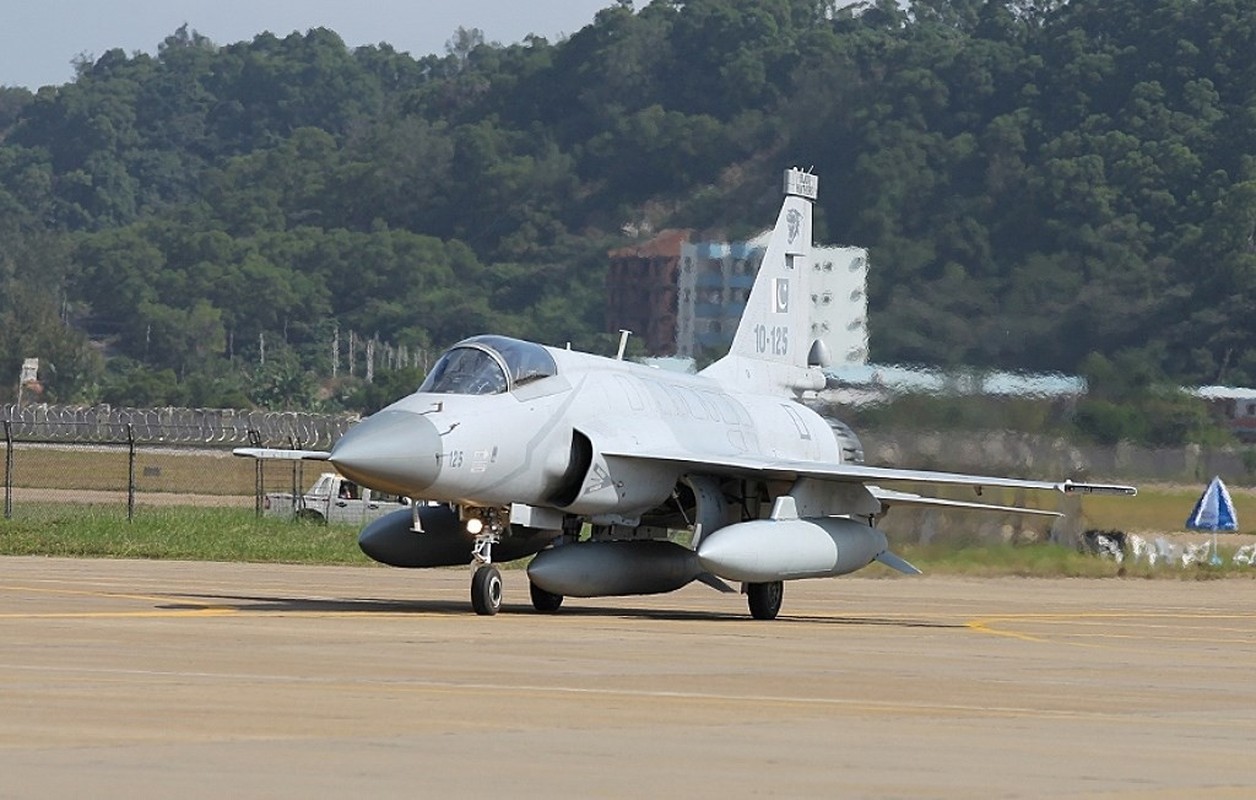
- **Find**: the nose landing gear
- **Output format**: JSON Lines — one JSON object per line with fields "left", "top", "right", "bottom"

{"left": 464, "top": 505, "right": 510, "bottom": 615}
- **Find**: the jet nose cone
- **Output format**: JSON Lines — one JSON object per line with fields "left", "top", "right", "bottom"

{"left": 329, "top": 410, "right": 442, "bottom": 497}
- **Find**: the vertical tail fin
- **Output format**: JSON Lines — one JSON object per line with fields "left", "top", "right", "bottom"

{"left": 700, "top": 168, "right": 826, "bottom": 396}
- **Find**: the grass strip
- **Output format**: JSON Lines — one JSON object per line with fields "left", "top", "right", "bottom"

{"left": 0, "top": 507, "right": 371, "bottom": 565}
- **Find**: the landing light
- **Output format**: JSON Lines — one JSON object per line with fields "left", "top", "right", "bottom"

{"left": 466, "top": 518, "right": 484, "bottom": 535}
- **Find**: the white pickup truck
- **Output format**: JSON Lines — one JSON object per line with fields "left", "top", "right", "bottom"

{"left": 264, "top": 472, "right": 410, "bottom": 524}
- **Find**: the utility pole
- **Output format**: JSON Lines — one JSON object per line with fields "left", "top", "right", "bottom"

{"left": 332, "top": 324, "right": 340, "bottom": 378}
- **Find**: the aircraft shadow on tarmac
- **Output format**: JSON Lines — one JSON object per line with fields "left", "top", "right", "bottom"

{"left": 158, "top": 593, "right": 961, "bottom": 628}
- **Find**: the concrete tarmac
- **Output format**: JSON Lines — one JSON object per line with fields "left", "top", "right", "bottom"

{"left": 1, "top": 556, "right": 1254, "bottom": 798}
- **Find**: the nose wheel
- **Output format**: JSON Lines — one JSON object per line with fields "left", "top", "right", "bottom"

{"left": 471, "top": 564, "right": 503, "bottom": 615}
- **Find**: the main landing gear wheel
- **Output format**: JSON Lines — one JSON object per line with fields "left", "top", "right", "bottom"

{"left": 746, "top": 581, "right": 783, "bottom": 620}
{"left": 529, "top": 581, "right": 564, "bottom": 613}
{"left": 471, "top": 565, "right": 503, "bottom": 616}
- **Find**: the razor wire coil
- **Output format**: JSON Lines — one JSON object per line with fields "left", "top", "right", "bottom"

{"left": 2, "top": 404, "right": 356, "bottom": 449}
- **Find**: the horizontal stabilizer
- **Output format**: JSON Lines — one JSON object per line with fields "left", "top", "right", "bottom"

{"left": 232, "top": 447, "right": 332, "bottom": 461}
{"left": 875, "top": 550, "right": 922, "bottom": 575}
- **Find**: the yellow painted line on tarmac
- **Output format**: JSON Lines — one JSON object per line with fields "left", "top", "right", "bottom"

{"left": 0, "top": 583, "right": 465, "bottom": 621}
{"left": 0, "top": 583, "right": 238, "bottom": 619}
{"left": 389, "top": 681, "right": 1256, "bottom": 728}
{"left": 8, "top": 580, "right": 1256, "bottom": 639}
{"left": 1051, "top": 631, "right": 1256, "bottom": 645}
{"left": 7, "top": 662, "right": 1253, "bottom": 729}
{"left": 0, "top": 609, "right": 238, "bottom": 620}
{"left": 966, "top": 611, "right": 1256, "bottom": 646}
{"left": 966, "top": 618, "right": 1048, "bottom": 642}
{"left": 0, "top": 583, "right": 204, "bottom": 604}
{"left": 970, "top": 611, "right": 1256, "bottom": 622}
{"left": 0, "top": 608, "right": 469, "bottom": 621}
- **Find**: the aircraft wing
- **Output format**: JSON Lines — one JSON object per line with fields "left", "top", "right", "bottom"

{"left": 232, "top": 447, "right": 332, "bottom": 460}
{"left": 600, "top": 448, "right": 1136, "bottom": 497}
{"left": 868, "top": 486, "right": 1062, "bottom": 517}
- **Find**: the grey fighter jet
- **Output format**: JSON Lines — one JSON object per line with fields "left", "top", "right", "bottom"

{"left": 237, "top": 169, "right": 1135, "bottom": 618}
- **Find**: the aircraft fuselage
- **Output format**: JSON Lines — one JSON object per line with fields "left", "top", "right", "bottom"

{"left": 331, "top": 345, "right": 842, "bottom": 520}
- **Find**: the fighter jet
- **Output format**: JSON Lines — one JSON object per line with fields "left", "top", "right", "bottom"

{"left": 237, "top": 168, "right": 1135, "bottom": 618}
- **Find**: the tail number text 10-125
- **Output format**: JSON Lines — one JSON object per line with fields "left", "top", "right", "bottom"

{"left": 753, "top": 324, "right": 788, "bottom": 356}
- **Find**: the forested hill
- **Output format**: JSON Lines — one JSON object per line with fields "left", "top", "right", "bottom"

{"left": 2, "top": 0, "right": 1255, "bottom": 411}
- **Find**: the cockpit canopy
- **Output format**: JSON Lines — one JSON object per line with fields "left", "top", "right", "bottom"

{"left": 418, "top": 335, "right": 558, "bottom": 395}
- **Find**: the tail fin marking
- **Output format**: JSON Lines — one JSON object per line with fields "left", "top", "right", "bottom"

{"left": 701, "top": 168, "right": 826, "bottom": 396}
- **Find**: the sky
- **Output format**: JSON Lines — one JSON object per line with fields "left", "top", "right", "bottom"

{"left": 1, "top": 0, "right": 617, "bottom": 90}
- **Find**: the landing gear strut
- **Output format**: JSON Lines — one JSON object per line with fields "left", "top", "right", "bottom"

{"left": 746, "top": 581, "right": 783, "bottom": 620}
{"left": 466, "top": 505, "right": 509, "bottom": 616}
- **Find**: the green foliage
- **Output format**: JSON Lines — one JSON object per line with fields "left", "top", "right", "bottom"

{"left": 845, "top": 392, "right": 1068, "bottom": 435}
{"left": 90, "top": 356, "right": 251, "bottom": 408}
{"left": 245, "top": 344, "right": 318, "bottom": 411}
{"left": 1072, "top": 352, "right": 1229, "bottom": 446}
{"left": 339, "top": 366, "right": 426, "bottom": 414}
{"left": 4, "top": 0, "right": 1256, "bottom": 412}
{"left": 1243, "top": 449, "right": 1256, "bottom": 478}
{"left": 96, "top": 359, "right": 184, "bottom": 406}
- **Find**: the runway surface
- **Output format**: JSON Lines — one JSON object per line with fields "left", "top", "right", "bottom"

{"left": 1, "top": 556, "right": 1254, "bottom": 798}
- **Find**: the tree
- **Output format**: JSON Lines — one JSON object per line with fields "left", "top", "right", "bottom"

{"left": 4, "top": 0, "right": 1256, "bottom": 414}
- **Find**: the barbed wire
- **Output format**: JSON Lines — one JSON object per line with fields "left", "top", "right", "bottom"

{"left": 2, "top": 404, "right": 357, "bottom": 449}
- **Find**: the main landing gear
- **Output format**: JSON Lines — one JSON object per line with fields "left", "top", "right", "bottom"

{"left": 529, "top": 581, "right": 563, "bottom": 613}
{"left": 746, "top": 581, "right": 784, "bottom": 620}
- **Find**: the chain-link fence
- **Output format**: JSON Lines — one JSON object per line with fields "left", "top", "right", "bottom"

{"left": 6, "top": 403, "right": 1252, "bottom": 526}
{"left": 1, "top": 405, "right": 357, "bottom": 521}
